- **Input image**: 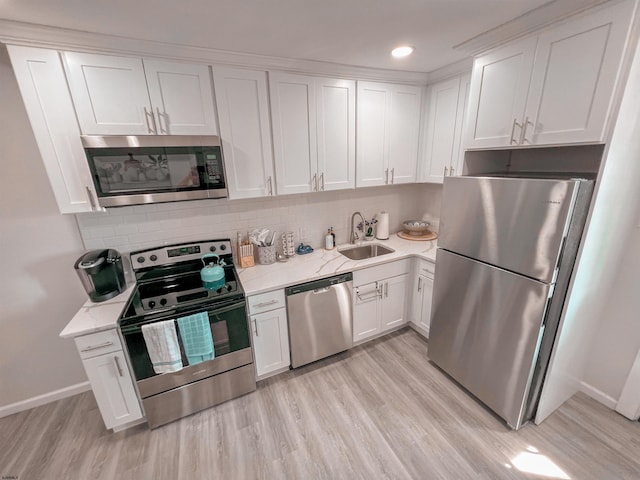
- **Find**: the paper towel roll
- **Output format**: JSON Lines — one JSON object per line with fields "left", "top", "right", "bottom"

{"left": 376, "top": 211, "right": 389, "bottom": 240}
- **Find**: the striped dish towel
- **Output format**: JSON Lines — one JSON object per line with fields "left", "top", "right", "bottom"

{"left": 141, "top": 320, "right": 183, "bottom": 374}
{"left": 177, "top": 312, "right": 215, "bottom": 365}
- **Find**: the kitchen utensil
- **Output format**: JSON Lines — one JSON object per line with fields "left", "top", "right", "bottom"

{"left": 257, "top": 245, "right": 276, "bottom": 265}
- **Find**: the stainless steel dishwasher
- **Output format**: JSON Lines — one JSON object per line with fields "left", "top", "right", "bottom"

{"left": 285, "top": 272, "right": 353, "bottom": 368}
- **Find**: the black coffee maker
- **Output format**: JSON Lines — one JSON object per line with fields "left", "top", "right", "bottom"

{"left": 74, "top": 249, "right": 126, "bottom": 302}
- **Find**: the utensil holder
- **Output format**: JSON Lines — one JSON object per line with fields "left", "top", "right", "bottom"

{"left": 257, "top": 245, "right": 276, "bottom": 265}
{"left": 282, "top": 231, "right": 295, "bottom": 257}
{"left": 239, "top": 243, "right": 255, "bottom": 268}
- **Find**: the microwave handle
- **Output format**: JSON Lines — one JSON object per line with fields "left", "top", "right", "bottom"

{"left": 86, "top": 186, "right": 97, "bottom": 210}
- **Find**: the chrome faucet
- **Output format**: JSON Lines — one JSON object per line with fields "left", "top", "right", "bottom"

{"left": 350, "top": 211, "right": 365, "bottom": 244}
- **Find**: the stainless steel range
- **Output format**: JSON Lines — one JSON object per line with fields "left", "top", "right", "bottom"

{"left": 118, "top": 239, "right": 255, "bottom": 429}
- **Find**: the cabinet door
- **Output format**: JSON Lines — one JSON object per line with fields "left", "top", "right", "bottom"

{"left": 144, "top": 59, "right": 218, "bottom": 135}
{"left": 356, "top": 82, "right": 389, "bottom": 187}
{"left": 465, "top": 37, "right": 537, "bottom": 149}
{"left": 7, "top": 46, "right": 99, "bottom": 213}
{"left": 82, "top": 351, "right": 143, "bottom": 430}
{"left": 316, "top": 78, "right": 356, "bottom": 191}
{"left": 353, "top": 282, "right": 381, "bottom": 342}
{"left": 64, "top": 52, "right": 152, "bottom": 135}
{"left": 451, "top": 74, "right": 471, "bottom": 177}
{"left": 380, "top": 274, "right": 408, "bottom": 332}
{"left": 388, "top": 85, "right": 421, "bottom": 184}
{"left": 417, "top": 274, "right": 434, "bottom": 337}
{"left": 523, "top": 0, "right": 632, "bottom": 145}
{"left": 212, "top": 67, "right": 275, "bottom": 199}
{"left": 270, "top": 72, "right": 317, "bottom": 195}
{"left": 250, "top": 307, "right": 290, "bottom": 377}
{"left": 422, "top": 77, "right": 461, "bottom": 183}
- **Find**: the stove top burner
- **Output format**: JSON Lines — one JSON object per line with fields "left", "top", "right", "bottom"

{"left": 119, "top": 239, "right": 244, "bottom": 324}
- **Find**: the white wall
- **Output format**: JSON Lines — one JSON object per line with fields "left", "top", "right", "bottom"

{"left": 0, "top": 49, "right": 88, "bottom": 408}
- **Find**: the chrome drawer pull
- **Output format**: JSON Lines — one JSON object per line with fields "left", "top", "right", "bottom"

{"left": 80, "top": 341, "right": 114, "bottom": 352}
{"left": 255, "top": 299, "right": 278, "bottom": 308}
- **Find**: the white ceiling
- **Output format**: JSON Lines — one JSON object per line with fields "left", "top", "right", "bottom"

{"left": 0, "top": 0, "right": 597, "bottom": 73}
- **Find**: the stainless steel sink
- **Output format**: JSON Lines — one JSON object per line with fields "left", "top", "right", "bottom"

{"left": 338, "top": 243, "right": 395, "bottom": 260}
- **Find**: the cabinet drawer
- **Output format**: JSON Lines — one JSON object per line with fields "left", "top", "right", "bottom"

{"left": 353, "top": 259, "right": 410, "bottom": 286}
{"left": 75, "top": 329, "right": 121, "bottom": 359}
{"left": 247, "top": 289, "right": 286, "bottom": 315}
{"left": 418, "top": 260, "right": 435, "bottom": 277}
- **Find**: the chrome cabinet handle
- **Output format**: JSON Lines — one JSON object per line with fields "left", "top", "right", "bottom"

{"left": 156, "top": 107, "right": 168, "bottom": 134}
{"left": 85, "top": 186, "right": 97, "bottom": 209}
{"left": 444, "top": 166, "right": 448, "bottom": 176}
{"left": 356, "top": 286, "right": 380, "bottom": 302}
{"left": 385, "top": 168, "right": 389, "bottom": 184}
{"left": 113, "top": 355, "right": 124, "bottom": 377}
{"left": 80, "top": 341, "right": 114, "bottom": 353}
{"left": 391, "top": 168, "right": 395, "bottom": 184}
{"left": 418, "top": 277, "right": 423, "bottom": 293}
{"left": 267, "top": 176, "right": 273, "bottom": 196}
{"left": 253, "top": 319, "right": 258, "bottom": 336}
{"left": 143, "top": 107, "right": 157, "bottom": 134}
{"left": 520, "top": 116, "right": 533, "bottom": 144}
{"left": 510, "top": 118, "right": 522, "bottom": 144}
{"left": 384, "top": 282, "right": 389, "bottom": 298}
{"left": 320, "top": 172, "right": 325, "bottom": 191}
{"left": 255, "top": 299, "right": 278, "bottom": 308}
{"left": 450, "top": 166, "right": 455, "bottom": 176}
{"left": 312, "top": 173, "right": 317, "bottom": 191}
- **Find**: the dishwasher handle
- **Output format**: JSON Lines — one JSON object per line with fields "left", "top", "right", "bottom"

{"left": 286, "top": 272, "right": 353, "bottom": 296}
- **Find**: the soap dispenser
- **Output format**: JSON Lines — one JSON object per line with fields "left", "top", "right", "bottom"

{"left": 325, "top": 228, "right": 334, "bottom": 250}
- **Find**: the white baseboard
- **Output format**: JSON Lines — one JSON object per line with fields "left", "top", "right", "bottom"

{"left": 0, "top": 381, "right": 91, "bottom": 419}
{"left": 579, "top": 381, "right": 618, "bottom": 410}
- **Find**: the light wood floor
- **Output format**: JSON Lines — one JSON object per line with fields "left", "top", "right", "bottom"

{"left": 1, "top": 328, "right": 639, "bottom": 479}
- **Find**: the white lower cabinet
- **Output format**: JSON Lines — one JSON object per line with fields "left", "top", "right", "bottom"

{"left": 247, "top": 290, "right": 290, "bottom": 378}
{"left": 353, "top": 260, "right": 410, "bottom": 343}
{"left": 74, "top": 329, "right": 142, "bottom": 430}
{"left": 409, "top": 260, "right": 435, "bottom": 338}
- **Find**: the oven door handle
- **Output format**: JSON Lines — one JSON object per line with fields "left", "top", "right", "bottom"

{"left": 120, "top": 297, "right": 247, "bottom": 334}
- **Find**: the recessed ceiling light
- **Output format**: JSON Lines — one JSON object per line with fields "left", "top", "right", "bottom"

{"left": 391, "top": 46, "right": 415, "bottom": 58}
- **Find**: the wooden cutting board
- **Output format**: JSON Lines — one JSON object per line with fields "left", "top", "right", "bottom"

{"left": 397, "top": 230, "right": 438, "bottom": 241}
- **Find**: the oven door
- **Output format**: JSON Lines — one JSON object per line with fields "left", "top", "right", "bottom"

{"left": 120, "top": 299, "right": 252, "bottom": 399}
{"left": 82, "top": 135, "right": 226, "bottom": 207}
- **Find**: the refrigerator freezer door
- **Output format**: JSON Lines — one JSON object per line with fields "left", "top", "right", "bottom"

{"left": 429, "top": 249, "right": 551, "bottom": 429}
{"left": 439, "top": 176, "right": 578, "bottom": 283}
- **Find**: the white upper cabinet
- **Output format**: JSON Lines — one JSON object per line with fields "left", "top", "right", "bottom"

{"left": 421, "top": 73, "right": 471, "bottom": 183}
{"left": 357, "top": 81, "right": 421, "bottom": 187}
{"left": 465, "top": 0, "right": 634, "bottom": 149}
{"left": 7, "top": 45, "right": 101, "bottom": 213}
{"left": 212, "top": 67, "right": 275, "bottom": 199}
{"left": 63, "top": 52, "right": 218, "bottom": 136}
{"left": 269, "top": 72, "right": 355, "bottom": 195}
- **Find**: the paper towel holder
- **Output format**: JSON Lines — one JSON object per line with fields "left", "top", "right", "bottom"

{"left": 376, "top": 211, "right": 390, "bottom": 240}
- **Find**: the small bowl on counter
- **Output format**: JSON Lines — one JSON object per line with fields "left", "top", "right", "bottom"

{"left": 402, "top": 220, "right": 431, "bottom": 236}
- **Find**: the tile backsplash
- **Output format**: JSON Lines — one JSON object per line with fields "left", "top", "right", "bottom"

{"left": 76, "top": 183, "right": 442, "bottom": 255}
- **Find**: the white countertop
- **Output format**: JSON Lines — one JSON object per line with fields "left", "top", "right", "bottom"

{"left": 239, "top": 233, "right": 437, "bottom": 296}
{"left": 59, "top": 284, "right": 135, "bottom": 339}
{"left": 60, "top": 233, "right": 438, "bottom": 338}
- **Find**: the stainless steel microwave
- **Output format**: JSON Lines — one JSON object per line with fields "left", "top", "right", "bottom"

{"left": 81, "top": 135, "right": 227, "bottom": 208}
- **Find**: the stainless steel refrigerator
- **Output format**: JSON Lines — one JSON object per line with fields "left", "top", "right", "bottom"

{"left": 429, "top": 173, "right": 594, "bottom": 430}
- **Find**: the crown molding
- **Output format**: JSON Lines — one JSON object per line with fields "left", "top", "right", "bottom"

{"left": 426, "top": 57, "right": 474, "bottom": 83}
{"left": 454, "top": 0, "right": 612, "bottom": 56}
{"left": 0, "top": 19, "right": 429, "bottom": 84}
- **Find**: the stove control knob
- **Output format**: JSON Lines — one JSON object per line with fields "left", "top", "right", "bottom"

{"left": 209, "top": 246, "right": 216, "bottom": 252}
{"left": 150, "top": 254, "right": 158, "bottom": 261}
{"left": 148, "top": 301, "right": 156, "bottom": 309}
{"left": 137, "top": 256, "right": 145, "bottom": 264}
{"left": 216, "top": 287, "right": 223, "bottom": 294}
{"left": 226, "top": 284, "right": 233, "bottom": 292}
{"left": 159, "top": 298, "right": 167, "bottom": 306}
{"left": 220, "top": 244, "right": 227, "bottom": 251}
